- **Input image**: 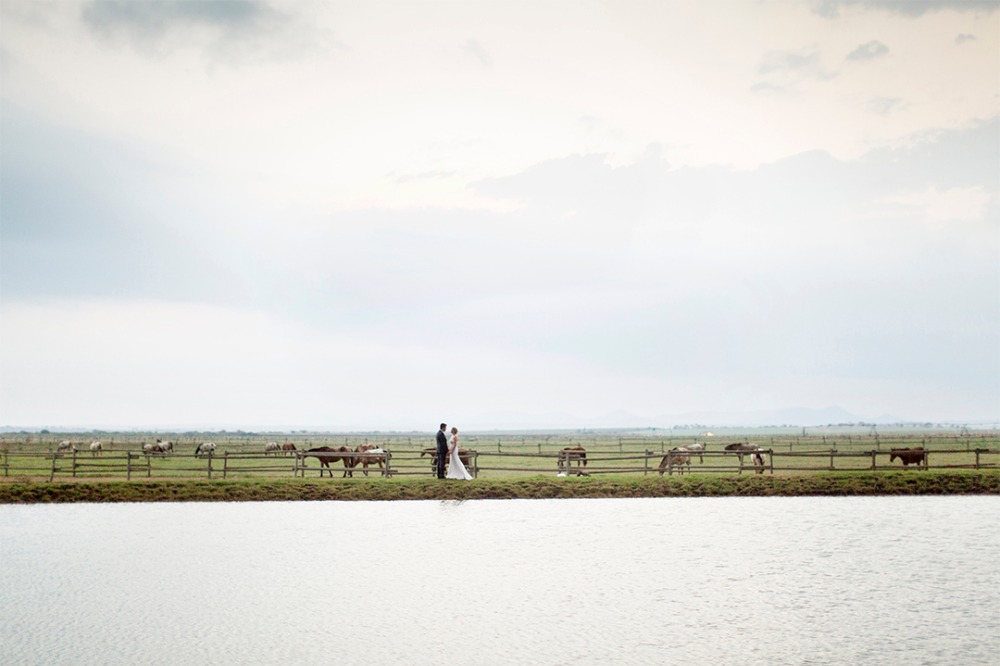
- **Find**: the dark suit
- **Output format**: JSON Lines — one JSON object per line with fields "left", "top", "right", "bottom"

{"left": 435, "top": 429, "right": 448, "bottom": 478}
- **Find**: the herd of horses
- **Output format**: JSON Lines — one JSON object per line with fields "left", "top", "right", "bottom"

{"left": 654, "top": 442, "right": 767, "bottom": 475}
{"left": 50, "top": 439, "right": 932, "bottom": 474}
{"left": 303, "top": 444, "right": 388, "bottom": 477}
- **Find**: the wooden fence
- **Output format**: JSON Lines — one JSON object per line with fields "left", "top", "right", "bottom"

{"left": 2, "top": 445, "right": 997, "bottom": 481}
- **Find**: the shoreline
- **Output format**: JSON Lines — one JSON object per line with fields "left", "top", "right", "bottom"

{"left": 1, "top": 471, "right": 998, "bottom": 504}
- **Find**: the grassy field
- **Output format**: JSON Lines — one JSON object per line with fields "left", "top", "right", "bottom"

{"left": 2, "top": 431, "right": 997, "bottom": 483}
{"left": 1, "top": 470, "right": 998, "bottom": 503}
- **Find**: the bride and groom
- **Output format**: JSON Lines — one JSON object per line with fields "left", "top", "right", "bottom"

{"left": 436, "top": 422, "right": 473, "bottom": 480}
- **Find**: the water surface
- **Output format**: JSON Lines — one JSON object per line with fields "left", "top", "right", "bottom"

{"left": 1, "top": 496, "right": 997, "bottom": 665}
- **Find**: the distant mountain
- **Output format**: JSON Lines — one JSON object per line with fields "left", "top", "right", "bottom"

{"left": 467, "top": 405, "right": 901, "bottom": 429}
{"left": 669, "top": 406, "right": 863, "bottom": 427}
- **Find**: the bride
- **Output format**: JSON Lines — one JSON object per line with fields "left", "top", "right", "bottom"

{"left": 446, "top": 426, "right": 473, "bottom": 480}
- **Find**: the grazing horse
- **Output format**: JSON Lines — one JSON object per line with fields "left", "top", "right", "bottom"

{"left": 725, "top": 443, "right": 766, "bottom": 474}
{"left": 658, "top": 446, "right": 693, "bottom": 475}
{"left": 57, "top": 440, "right": 75, "bottom": 453}
{"left": 305, "top": 446, "right": 357, "bottom": 478}
{"left": 143, "top": 443, "right": 164, "bottom": 455}
{"left": 421, "top": 447, "right": 471, "bottom": 474}
{"left": 354, "top": 444, "right": 387, "bottom": 477}
{"left": 89, "top": 441, "right": 103, "bottom": 456}
{"left": 156, "top": 439, "right": 173, "bottom": 454}
{"left": 890, "top": 447, "right": 927, "bottom": 467}
{"left": 264, "top": 441, "right": 282, "bottom": 456}
{"left": 557, "top": 446, "right": 588, "bottom": 474}
{"left": 281, "top": 442, "right": 297, "bottom": 455}
{"left": 195, "top": 442, "right": 216, "bottom": 457}
{"left": 685, "top": 442, "right": 706, "bottom": 463}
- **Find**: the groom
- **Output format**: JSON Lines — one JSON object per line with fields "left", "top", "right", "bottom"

{"left": 435, "top": 423, "right": 448, "bottom": 479}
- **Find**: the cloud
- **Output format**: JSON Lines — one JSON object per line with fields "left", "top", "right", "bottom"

{"left": 813, "top": 0, "right": 999, "bottom": 18}
{"left": 79, "top": 0, "right": 322, "bottom": 62}
{"left": 878, "top": 186, "right": 993, "bottom": 223}
{"left": 847, "top": 40, "right": 889, "bottom": 61}
{"left": 463, "top": 38, "right": 492, "bottom": 67}
{"left": 82, "top": 0, "right": 278, "bottom": 37}
{"left": 758, "top": 47, "right": 833, "bottom": 77}
{"left": 755, "top": 47, "right": 837, "bottom": 91}
{"left": 867, "top": 96, "right": 905, "bottom": 114}
{"left": 955, "top": 33, "right": 977, "bottom": 44}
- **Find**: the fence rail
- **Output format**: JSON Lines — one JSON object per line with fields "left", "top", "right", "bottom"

{"left": 2, "top": 444, "right": 997, "bottom": 482}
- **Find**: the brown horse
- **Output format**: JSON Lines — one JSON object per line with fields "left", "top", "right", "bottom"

{"left": 724, "top": 443, "right": 766, "bottom": 474}
{"left": 354, "top": 444, "right": 388, "bottom": 477}
{"left": 305, "top": 446, "right": 357, "bottom": 478}
{"left": 658, "top": 447, "right": 692, "bottom": 475}
{"left": 421, "top": 447, "right": 471, "bottom": 474}
{"left": 889, "top": 447, "right": 927, "bottom": 467}
{"left": 557, "top": 446, "right": 587, "bottom": 474}
{"left": 281, "top": 442, "right": 297, "bottom": 455}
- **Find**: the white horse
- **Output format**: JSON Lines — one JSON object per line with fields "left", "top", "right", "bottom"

{"left": 89, "top": 441, "right": 103, "bottom": 456}
{"left": 195, "top": 442, "right": 216, "bottom": 457}
{"left": 57, "top": 440, "right": 75, "bottom": 453}
{"left": 685, "top": 442, "right": 706, "bottom": 463}
{"left": 264, "top": 441, "right": 282, "bottom": 456}
{"left": 156, "top": 439, "right": 174, "bottom": 454}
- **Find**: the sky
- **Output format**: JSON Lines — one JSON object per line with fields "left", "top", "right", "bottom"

{"left": 1, "top": 0, "right": 998, "bottom": 431}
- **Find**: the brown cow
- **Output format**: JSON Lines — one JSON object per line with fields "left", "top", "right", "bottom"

{"left": 305, "top": 446, "right": 357, "bottom": 478}
{"left": 889, "top": 447, "right": 927, "bottom": 467}
{"left": 557, "top": 446, "right": 587, "bottom": 474}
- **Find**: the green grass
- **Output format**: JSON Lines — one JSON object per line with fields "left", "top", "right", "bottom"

{"left": 1, "top": 470, "right": 997, "bottom": 504}
{"left": 3, "top": 434, "right": 998, "bottom": 481}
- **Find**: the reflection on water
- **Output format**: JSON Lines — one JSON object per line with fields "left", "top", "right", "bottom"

{"left": 1, "top": 496, "right": 998, "bottom": 665}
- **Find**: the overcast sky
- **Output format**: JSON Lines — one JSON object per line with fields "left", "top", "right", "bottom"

{"left": 1, "top": 0, "right": 998, "bottom": 430}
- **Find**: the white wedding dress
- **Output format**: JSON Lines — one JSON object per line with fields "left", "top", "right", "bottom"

{"left": 446, "top": 436, "right": 473, "bottom": 480}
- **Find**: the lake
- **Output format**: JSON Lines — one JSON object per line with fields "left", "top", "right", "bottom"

{"left": 1, "top": 496, "right": 997, "bottom": 665}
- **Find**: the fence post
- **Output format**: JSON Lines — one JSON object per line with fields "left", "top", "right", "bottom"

{"left": 975, "top": 449, "right": 980, "bottom": 469}
{"left": 871, "top": 450, "right": 877, "bottom": 470}
{"left": 223, "top": 451, "right": 229, "bottom": 479}
{"left": 473, "top": 451, "right": 479, "bottom": 478}
{"left": 49, "top": 453, "right": 57, "bottom": 482}
{"left": 769, "top": 449, "right": 774, "bottom": 475}
{"left": 644, "top": 450, "right": 650, "bottom": 476}
{"left": 829, "top": 449, "right": 835, "bottom": 471}
{"left": 126, "top": 452, "right": 132, "bottom": 481}
{"left": 207, "top": 451, "right": 213, "bottom": 479}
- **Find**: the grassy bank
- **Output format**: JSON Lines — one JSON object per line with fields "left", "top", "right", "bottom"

{"left": 1, "top": 471, "right": 998, "bottom": 504}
